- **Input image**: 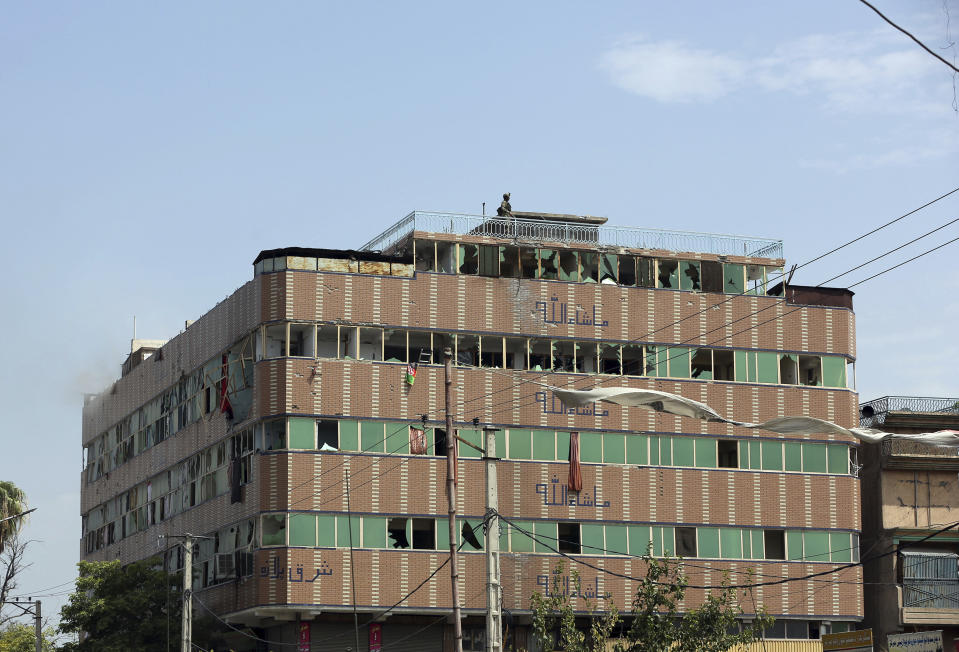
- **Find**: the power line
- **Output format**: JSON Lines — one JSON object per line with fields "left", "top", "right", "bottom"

{"left": 857, "top": 0, "right": 959, "bottom": 74}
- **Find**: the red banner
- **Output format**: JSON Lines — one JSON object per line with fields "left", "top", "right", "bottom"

{"left": 298, "top": 622, "right": 310, "bottom": 652}
{"left": 369, "top": 623, "right": 382, "bottom": 651}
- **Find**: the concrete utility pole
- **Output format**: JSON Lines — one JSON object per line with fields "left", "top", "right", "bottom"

{"left": 34, "top": 600, "right": 41, "bottom": 652}
{"left": 443, "top": 347, "right": 464, "bottom": 652}
{"left": 182, "top": 534, "right": 193, "bottom": 652}
{"left": 483, "top": 427, "right": 502, "bottom": 652}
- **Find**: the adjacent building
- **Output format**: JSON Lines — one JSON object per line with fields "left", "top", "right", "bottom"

{"left": 859, "top": 396, "right": 959, "bottom": 652}
{"left": 80, "top": 209, "right": 863, "bottom": 650}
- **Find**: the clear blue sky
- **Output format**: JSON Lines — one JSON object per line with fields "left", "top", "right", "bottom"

{"left": 2, "top": 1, "right": 957, "bottom": 629}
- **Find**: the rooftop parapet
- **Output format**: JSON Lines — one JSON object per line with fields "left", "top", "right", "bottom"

{"left": 860, "top": 396, "right": 959, "bottom": 428}
{"left": 359, "top": 211, "right": 784, "bottom": 260}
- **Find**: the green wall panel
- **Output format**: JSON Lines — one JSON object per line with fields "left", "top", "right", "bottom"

{"left": 289, "top": 418, "right": 315, "bottom": 450}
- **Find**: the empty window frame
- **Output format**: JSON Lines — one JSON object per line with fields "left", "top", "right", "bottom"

{"left": 520, "top": 248, "right": 538, "bottom": 278}
{"left": 746, "top": 265, "right": 766, "bottom": 295}
{"left": 576, "top": 342, "right": 598, "bottom": 374}
{"left": 618, "top": 255, "right": 636, "bottom": 286}
{"left": 779, "top": 354, "right": 798, "bottom": 385}
{"left": 265, "top": 325, "right": 286, "bottom": 358}
{"left": 263, "top": 420, "right": 286, "bottom": 450}
{"left": 288, "top": 324, "right": 314, "bottom": 357}
{"left": 339, "top": 326, "right": 357, "bottom": 359}
{"left": 432, "top": 333, "right": 453, "bottom": 365}
{"left": 411, "top": 518, "right": 436, "bottom": 549}
{"left": 383, "top": 329, "right": 407, "bottom": 363}
{"left": 717, "top": 440, "right": 739, "bottom": 468}
{"left": 478, "top": 244, "right": 499, "bottom": 277}
{"left": 414, "top": 240, "right": 435, "bottom": 272}
{"left": 558, "top": 522, "right": 581, "bottom": 554}
{"left": 432, "top": 428, "right": 448, "bottom": 457}
{"left": 559, "top": 251, "right": 579, "bottom": 282}
{"left": 499, "top": 247, "right": 520, "bottom": 278}
{"left": 599, "top": 343, "right": 621, "bottom": 375}
{"left": 316, "top": 325, "right": 338, "bottom": 358}
{"left": 408, "top": 331, "right": 432, "bottom": 365}
{"left": 458, "top": 243, "right": 479, "bottom": 275}
{"left": 552, "top": 340, "right": 575, "bottom": 372}
{"left": 529, "top": 339, "right": 551, "bottom": 371}
{"left": 636, "top": 257, "right": 655, "bottom": 288}
{"left": 505, "top": 337, "right": 527, "bottom": 370}
{"left": 622, "top": 344, "right": 644, "bottom": 376}
{"left": 456, "top": 334, "right": 479, "bottom": 367}
{"left": 764, "top": 530, "right": 786, "bottom": 560}
{"left": 317, "top": 420, "right": 338, "bottom": 450}
{"left": 675, "top": 526, "right": 697, "bottom": 557}
{"left": 713, "top": 350, "right": 734, "bottom": 380}
{"left": 599, "top": 253, "right": 617, "bottom": 284}
{"left": 701, "top": 260, "right": 724, "bottom": 293}
{"left": 657, "top": 259, "right": 678, "bottom": 288}
{"left": 358, "top": 328, "right": 383, "bottom": 361}
{"left": 539, "top": 249, "right": 559, "bottom": 279}
{"left": 798, "top": 355, "right": 821, "bottom": 386}
{"left": 387, "top": 518, "right": 410, "bottom": 548}
{"left": 480, "top": 336, "right": 504, "bottom": 368}
{"left": 680, "top": 261, "right": 701, "bottom": 291}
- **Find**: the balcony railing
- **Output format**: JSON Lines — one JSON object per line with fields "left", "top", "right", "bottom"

{"left": 860, "top": 396, "right": 959, "bottom": 427}
{"left": 359, "top": 211, "right": 784, "bottom": 259}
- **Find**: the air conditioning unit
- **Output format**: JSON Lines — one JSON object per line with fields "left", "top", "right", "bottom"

{"left": 214, "top": 553, "right": 235, "bottom": 580}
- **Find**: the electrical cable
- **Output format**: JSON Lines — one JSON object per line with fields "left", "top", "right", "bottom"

{"left": 857, "top": 0, "right": 959, "bottom": 73}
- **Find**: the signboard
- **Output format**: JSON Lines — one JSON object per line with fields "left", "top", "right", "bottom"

{"left": 888, "top": 631, "right": 944, "bottom": 652}
{"left": 369, "top": 622, "right": 382, "bottom": 652}
{"left": 822, "top": 629, "right": 874, "bottom": 652}
{"left": 297, "top": 622, "right": 310, "bottom": 652}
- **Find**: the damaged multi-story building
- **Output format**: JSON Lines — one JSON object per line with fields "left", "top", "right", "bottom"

{"left": 80, "top": 208, "right": 863, "bottom": 650}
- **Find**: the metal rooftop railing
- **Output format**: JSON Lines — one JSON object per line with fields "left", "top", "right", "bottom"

{"left": 359, "top": 211, "right": 784, "bottom": 259}
{"left": 860, "top": 396, "right": 959, "bottom": 427}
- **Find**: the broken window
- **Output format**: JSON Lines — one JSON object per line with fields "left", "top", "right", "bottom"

{"left": 579, "top": 252, "right": 598, "bottom": 283}
{"left": 433, "top": 428, "right": 448, "bottom": 457}
{"left": 558, "top": 522, "right": 581, "bottom": 554}
{"left": 317, "top": 420, "right": 338, "bottom": 450}
{"left": 690, "top": 349, "right": 713, "bottom": 380}
{"left": 499, "top": 247, "right": 520, "bottom": 278}
{"left": 288, "top": 324, "right": 314, "bottom": 357}
{"left": 529, "top": 339, "right": 551, "bottom": 371}
{"left": 576, "top": 342, "right": 598, "bottom": 374}
{"left": 798, "top": 355, "right": 821, "bottom": 386}
{"left": 414, "top": 240, "right": 435, "bottom": 272}
{"left": 559, "top": 251, "right": 579, "bottom": 281}
{"left": 383, "top": 330, "right": 407, "bottom": 363}
{"left": 723, "top": 263, "right": 744, "bottom": 294}
{"left": 539, "top": 249, "right": 559, "bottom": 280}
{"left": 636, "top": 257, "right": 655, "bottom": 288}
{"left": 599, "top": 343, "right": 621, "bottom": 374}
{"left": 552, "top": 340, "right": 575, "bottom": 372}
{"left": 622, "top": 344, "right": 644, "bottom": 376}
{"left": 458, "top": 243, "right": 478, "bottom": 275}
{"left": 411, "top": 518, "right": 436, "bottom": 550}
{"left": 700, "top": 260, "right": 724, "bottom": 293}
{"left": 505, "top": 337, "right": 527, "bottom": 370}
{"left": 680, "top": 261, "right": 701, "bottom": 291}
{"left": 339, "top": 326, "right": 356, "bottom": 359}
{"left": 478, "top": 245, "right": 499, "bottom": 277}
{"left": 263, "top": 420, "right": 285, "bottom": 450}
{"left": 480, "top": 336, "right": 504, "bottom": 368}
{"left": 265, "top": 325, "right": 286, "bottom": 358}
{"left": 675, "top": 527, "right": 697, "bottom": 557}
{"left": 316, "top": 325, "right": 338, "bottom": 358}
{"left": 520, "top": 248, "right": 538, "bottom": 278}
{"left": 779, "top": 354, "right": 798, "bottom": 385}
{"left": 600, "top": 253, "right": 617, "bottom": 284}
{"left": 432, "top": 333, "right": 453, "bottom": 364}
{"left": 657, "top": 260, "right": 678, "bottom": 288}
{"left": 765, "top": 267, "right": 784, "bottom": 294}
{"left": 764, "top": 530, "right": 786, "bottom": 560}
{"left": 358, "top": 328, "right": 382, "bottom": 361}
{"left": 718, "top": 440, "right": 738, "bottom": 468}
{"left": 436, "top": 241, "right": 456, "bottom": 274}
{"left": 618, "top": 256, "right": 636, "bottom": 286}
{"left": 746, "top": 265, "right": 765, "bottom": 295}
{"left": 408, "top": 331, "right": 432, "bottom": 365}
{"left": 261, "top": 514, "right": 286, "bottom": 547}
{"left": 456, "top": 334, "right": 479, "bottom": 367}
{"left": 388, "top": 518, "right": 410, "bottom": 548}
{"left": 645, "top": 345, "right": 664, "bottom": 376}
{"left": 713, "top": 350, "right": 734, "bottom": 381}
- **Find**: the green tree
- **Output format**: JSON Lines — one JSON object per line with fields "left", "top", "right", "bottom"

{"left": 528, "top": 547, "right": 772, "bottom": 652}
{"left": 0, "top": 482, "right": 28, "bottom": 553}
{"left": 0, "top": 622, "right": 56, "bottom": 652}
{"left": 58, "top": 560, "right": 226, "bottom": 652}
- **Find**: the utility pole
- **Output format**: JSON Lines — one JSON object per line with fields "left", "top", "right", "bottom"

{"left": 443, "top": 347, "right": 464, "bottom": 652}
{"left": 182, "top": 534, "right": 193, "bottom": 652}
{"left": 483, "top": 427, "right": 502, "bottom": 652}
{"left": 34, "top": 600, "right": 41, "bottom": 652}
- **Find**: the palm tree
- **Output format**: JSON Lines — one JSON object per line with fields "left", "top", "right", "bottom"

{"left": 0, "top": 481, "right": 27, "bottom": 553}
